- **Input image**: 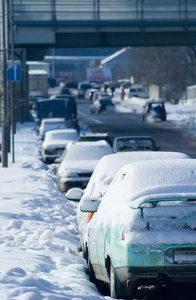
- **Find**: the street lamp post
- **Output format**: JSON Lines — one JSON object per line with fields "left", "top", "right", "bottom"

{"left": 1, "top": 0, "right": 9, "bottom": 167}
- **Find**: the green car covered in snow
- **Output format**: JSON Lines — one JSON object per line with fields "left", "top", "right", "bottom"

{"left": 81, "top": 159, "right": 196, "bottom": 299}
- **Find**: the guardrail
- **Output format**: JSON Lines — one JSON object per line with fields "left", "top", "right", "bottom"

{"left": 12, "top": 0, "right": 196, "bottom": 23}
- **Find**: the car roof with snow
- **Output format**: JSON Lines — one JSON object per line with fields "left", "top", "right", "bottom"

{"left": 41, "top": 118, "right": 65, "bottom": 124}
{"left": 79, "top": 132, "right": 110, "bottom": 137}
{"left": 83, "top": 151, "right": 190, "bottom": 197}
{"left": 146, "top": 99, "right": 165, "bottom": 104}
{"left": 63, "top": 140, "right": 113, "bottom": 161}
{"left": 44, "top": 129, "right": 78, "bottom": 140}
{"left": 104, "top": 159, "right": 196, "bottom": 206}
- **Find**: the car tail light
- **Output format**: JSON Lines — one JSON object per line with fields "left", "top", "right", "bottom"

{"left": 88, "top": 212, "right": 94, "bottom": 222}
{"left": 73, "top": 119, "right": 79, "bottom": 128}
{"left": 121, "top": 231, "right": 125, "bottom": 240}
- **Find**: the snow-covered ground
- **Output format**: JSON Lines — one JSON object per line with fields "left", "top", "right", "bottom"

{"left": 0, "top": 95, "right": 196, "bottom": 299}
{"left": 114, "top": 89, "right": 196, "bottom": 135}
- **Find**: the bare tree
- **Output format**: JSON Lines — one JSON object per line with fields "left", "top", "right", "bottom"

{"left": 126, "top": 46, "right": 195, "bottom": 103}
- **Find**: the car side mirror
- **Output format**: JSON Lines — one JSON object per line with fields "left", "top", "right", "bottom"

{"left": 80, "top": 197, "right": 101, "bottom": 212}
{"left": 66, "top": 188, "right": 83, "bottom": 201}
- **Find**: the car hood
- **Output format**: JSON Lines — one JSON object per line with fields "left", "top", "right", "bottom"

{"left": 43, "top": 139, "right": 74, "bottom": 149}
{"left": 62, "top": 159, "right": 99, "bottom": 173}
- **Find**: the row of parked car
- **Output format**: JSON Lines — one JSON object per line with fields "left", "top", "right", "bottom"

{"left": 36, "top": 97, "right": 196, "bottom": 299}
{"left": 40, "top": 127, "right": 162, "bottom": 191}
{"left": 44, "top": 131, "right": 195, "bottom": 299}
{"left": 64, "top": 147, "right": 196, "bottom": 299}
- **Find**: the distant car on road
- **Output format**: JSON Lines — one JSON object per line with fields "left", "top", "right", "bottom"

{"left": 128, "top": 84, "right": 149, "bottom": 98}
{"left": 142, "top": 100, "right": 167, "bottom": 122}
{"left": 92, "top": 91, "right": 111, "bottom": 102}
{"left": 48, "top": 87, "right": 72, "bottom": 96}
{"left": 78, "top": 82, "right": 92, "bottom": 99}
{"left": 113, "top": 136, "right": 160, "bottom": 152}
{"left": 90, "top": 98, "right": 115, "bottom": 114}
{"left": 64, "top": 81, "right": 78, "bottom": 89}
{"left": 85, "top": 89, "right": 98, "bottom": 102}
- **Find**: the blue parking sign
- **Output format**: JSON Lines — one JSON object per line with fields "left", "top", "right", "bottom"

{"left": 7, "top": 60, "right": 21, "bottom": 81}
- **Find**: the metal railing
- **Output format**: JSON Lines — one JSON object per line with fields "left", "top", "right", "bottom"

{"left": 12, "top": 0, "right": 196, "bottom": 24}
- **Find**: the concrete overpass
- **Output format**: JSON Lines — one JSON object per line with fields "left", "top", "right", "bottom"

{"left": 11, "top": 0, "right": 196, "bottom": 60}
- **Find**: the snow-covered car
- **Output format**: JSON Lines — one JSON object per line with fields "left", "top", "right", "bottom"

{"left": 29, "top": 91, "right": 46, "bottom": 109}
{"left": 38, "top": 118, "right": 68, "bottom": 141}
{"left": 113, "top": 136, "right": 160, "bottom": 152}
{"left": 57, "top": 140, "right": 113, "bottom": 192}
{"left": 142, "top": 100, "right": 167, "bottom": 122}
{"left": 81, "top": 159, "right": 196, "bottom": 299}
{"left": 66, "top": 151, "right": 190, "bottom": 259}
{"left": 41, "top": 129, "right": 78, "bottom": 164}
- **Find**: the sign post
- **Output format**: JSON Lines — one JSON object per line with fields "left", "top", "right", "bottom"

{"left": 7, "top": 61, "right": 21, "bottom": 82}
{"left": 7, "top": 61, "right": 21, "bottom": 164}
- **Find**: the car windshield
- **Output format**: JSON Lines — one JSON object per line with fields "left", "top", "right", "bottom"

{"left": 44, "top": 122, "right": 65, "bottom": 130}
{"left": 47, "top": 131, "right": 77, "bottom": 141}
{"left": 37, "top": 99, "right": 72, "bottom": 119}
{"left": 65, "top": 145, "right": 111, "bottom": 161}
{"left": 150, "top": 103, "right": 164, "bottom": 110}
{"left": 115, "top": 138, "right": 154, "bottom": 151}
{"left": 80, "top": 84, "right": 91, "bottom": 89}
{"left": 100, "top": 99, "right": 112, "bottom": 105}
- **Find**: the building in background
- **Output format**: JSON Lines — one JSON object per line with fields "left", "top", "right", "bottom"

{"left": 43, "top": 47, "right": 149, "bottom": 86}
{"left": 86, "top": 67, "right": 112, "bottom": 82}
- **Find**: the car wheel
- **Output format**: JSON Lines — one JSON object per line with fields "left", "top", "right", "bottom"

{"left": 88, "top": 257, "right": 97, "bottom": 284}
{"left": 110, "top": 264, "right": 134, "bottom": 299}
{"left": 110, "top": 264, "right": 122, "bottom": 298}
{"left": 82, "top": 243, "right": 88, "bottom": 261}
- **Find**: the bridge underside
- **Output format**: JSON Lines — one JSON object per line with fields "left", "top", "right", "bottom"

{"left": 14, "top": 25, "right": 196, "bottom": 60}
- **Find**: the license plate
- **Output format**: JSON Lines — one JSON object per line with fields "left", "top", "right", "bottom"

{"left": 174, "top": 250, "right": 196, "bottom": 264}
